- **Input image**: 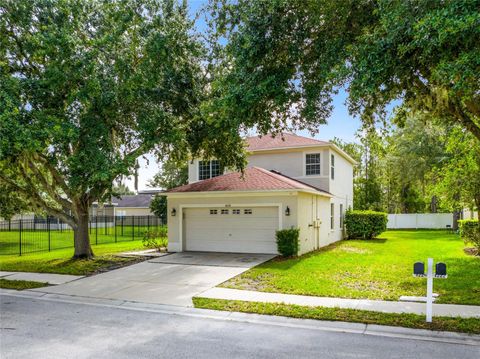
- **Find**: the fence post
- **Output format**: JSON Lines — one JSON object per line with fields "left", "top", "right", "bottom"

{"left": 95, "top": 216, "right": 98, "bottom": 245}
{"left": 19, "top": 219, "right": 22, "bottom": 256}
{"left": 147, "top": 216, "right": 150, "bottom": 232}
{"left": 121, "top": 216, "right": 124, "bottom": 236}
{"left": 48, "top": 218, "right": 51, "bottom": 252}
{"left": 114, "top": 216, "right": 117, "bottom": 243}
{"left": 132, "top": 216, "right": 134, "bottom": 241}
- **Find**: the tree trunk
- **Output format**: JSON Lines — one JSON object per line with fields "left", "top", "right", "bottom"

{"left": 73, "top": 205, "right": 94, "bottom": 259}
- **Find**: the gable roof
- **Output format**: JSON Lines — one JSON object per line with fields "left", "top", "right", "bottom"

{"left": 167, "top": 167, "right": 331, "bottom": 195}
{"left": 246, "top": 133, "right": 330, "bottom": 151}
{"left": 112, "top": 194, "right": 153, "bottom": 208}
{"left": 245, "top": 133, "right": 357, "bottom": 164}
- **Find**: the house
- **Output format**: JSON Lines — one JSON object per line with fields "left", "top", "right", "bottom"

{"left": 165, "top": 133, "right": 355, "bottom": 255}
{"left": 91, "top": 194, "right": 155, "bottom": 217}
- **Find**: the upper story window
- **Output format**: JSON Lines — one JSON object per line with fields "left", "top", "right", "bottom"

{"left": 199, "top": 160, "right": 221, "bottom": 180}
{"left": 305, "top": 153, "right": 321, "bottom": 176}
{"left": 331, "top": 154, "right": 335, "bottom": 180}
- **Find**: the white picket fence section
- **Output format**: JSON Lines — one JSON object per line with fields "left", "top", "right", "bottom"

{"left": 387, "top": 213, "right": 453, "bottom": 229}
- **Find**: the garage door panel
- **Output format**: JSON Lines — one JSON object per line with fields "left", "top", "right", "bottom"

{"left": 184, "top": 207, "right": 279, "bottom": 254}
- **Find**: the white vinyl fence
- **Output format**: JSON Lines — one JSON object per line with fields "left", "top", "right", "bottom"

{"left": 387, "top": 213, "right": 453, "bottom": 229}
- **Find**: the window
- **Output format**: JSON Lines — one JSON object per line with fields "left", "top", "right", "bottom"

{"left": 221, "top": 209, "right": 229, "bottom": 215}
{"left": 232, "top": 209, "right": 240, "bottom": 215}
{"left": 331, "top": 154, "right": 335, "bottom": 180}
{"left": 306, "top": 153, "right": 321, "bottom": 175}
{"left": 244, "top": 209, "right": 252, "bottom": 214}
{"left": 339, "top": 204, "right": 343, "bottom": 229}
{"left": 330, "top": 203, "right": 334, "bottom": 230}
{"left": 209, "top": 209, "right": 218, "bottom": 215}
{"left": 199, "top": 160, "right": 221, "bottom": 180}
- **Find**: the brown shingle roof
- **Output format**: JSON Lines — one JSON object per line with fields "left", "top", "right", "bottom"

{"left": 167, "top": 167, "right": 330, "bottom": 195}
{"left": 246, "top": 133, "right": 329, "bottom": 151}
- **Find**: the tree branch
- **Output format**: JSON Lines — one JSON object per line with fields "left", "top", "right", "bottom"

{"left": 25, "top": 158, "right": 73, "bottom": 211}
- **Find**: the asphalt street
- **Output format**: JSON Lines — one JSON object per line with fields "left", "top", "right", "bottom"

{"left": 1, "top": 294, "right": 479, "bottom": 359}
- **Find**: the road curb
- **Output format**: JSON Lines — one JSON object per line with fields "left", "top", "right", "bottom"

{"left": 1, "top": 288, "right": 479, "bottom": 346}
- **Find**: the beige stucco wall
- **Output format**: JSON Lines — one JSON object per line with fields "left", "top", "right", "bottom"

{"left": 296, "top": 192, "right": 336, "bottom": 254}
{"left": 166, "top": 191, "right": 339, "bottom": 255}
{"left": 114, "top": 207, "right": 153, "bottom": 216}
{"left": 166, "top": 192, "right": 299, "bottom": 252}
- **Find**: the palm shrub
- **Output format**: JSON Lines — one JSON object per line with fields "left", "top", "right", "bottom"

{"left": 142, "top": 228, "right": 168, "bottom": 252}
{"left": 458, "top": 220, "right": 480, "bottom": 254}
{"left": 276, "top": 228, "right": 300, "bottom": 257}
{"left": 345, "top": 210, "right": 387, "bottom": 240}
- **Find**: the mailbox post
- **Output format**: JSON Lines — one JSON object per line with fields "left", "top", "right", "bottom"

{"left": 413, "top": 258, "right": 447, "bottom": 323}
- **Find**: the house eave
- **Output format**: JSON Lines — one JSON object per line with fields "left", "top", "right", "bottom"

{"left": 164, "top": 189, "right": 332, "bottom": 198}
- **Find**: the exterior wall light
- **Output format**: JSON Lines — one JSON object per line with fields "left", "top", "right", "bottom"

{"left": 171, "top": 208, "right": 177, "bottom": 217}
{"left": 285, "top": 206, "right": 290, "bottom": 216}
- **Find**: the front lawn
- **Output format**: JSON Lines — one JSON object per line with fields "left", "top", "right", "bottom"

{"left": 0, "top": 241, "right": 148, "bottom": 275}
{"left": 222, "top": 230, "right": 480, "bottom": 305}
{"left": 0, "top": 225, "right": 163, "bottom": 255}
{"left": 193, "top": 298, "right": 480, "bottom": 334}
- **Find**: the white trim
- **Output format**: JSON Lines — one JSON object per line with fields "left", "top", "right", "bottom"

{"left": 303, "top": 150, "right": 322, "bottom": 177}
{"left": 178, "top": 203, "right": 283, "bottom": 252}
{"left": 166, "top": 189, "right": 332, "bottom": 198}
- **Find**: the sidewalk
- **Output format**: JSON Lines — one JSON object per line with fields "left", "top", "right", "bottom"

{"left": 199, "top": 287, "right": 480, "bottom": 318}
{"left": 0, "top": 271, "right": 83, "bottom": 285}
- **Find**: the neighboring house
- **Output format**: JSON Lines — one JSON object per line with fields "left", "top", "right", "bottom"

{"left": 165, "top": 133, "right": 355, "bottom": 255}
{"left": 91, "top": 194, "right": 155, "bottom": 217}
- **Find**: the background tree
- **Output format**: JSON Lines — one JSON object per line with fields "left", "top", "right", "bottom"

{"left": 112, "top": 183, "right": 135, "bottom": 196}
{"left": 149, "top": 156, "right": 188, "bottom": 218}
{"left": 431, "top": 128, "right": 480, "bottom": 221}
{"left": 209, "top": 0, "right": 480, "bottom": 140}
{"left": 0, "top": 0, "right": 208, "bottom": 258}
{"left": 0, "top": 183, "right": 29, "bottom": 220}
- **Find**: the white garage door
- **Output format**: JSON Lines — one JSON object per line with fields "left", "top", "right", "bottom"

{"left": 184, "top": 207, "right": 279, "bottom": 254}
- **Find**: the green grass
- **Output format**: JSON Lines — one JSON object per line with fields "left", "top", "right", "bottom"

{"left": 0, "top": 278, "right": 49, "bottom": 290}
{"left": 222, "top": 230, "right": 480, "bottom": 305}
{"left": 193, "top": 298, "right": 480, "bottom": 335}
{"left": 0, "top": 240, "right": 148, "bottom": 275}
{"left": 0, "top": 225, "right": 165, "bottom": 255}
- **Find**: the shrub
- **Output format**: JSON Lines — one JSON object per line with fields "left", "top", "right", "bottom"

{"left": 276, "top": 228, "right": 300, "bottom": 257}
{"left": 345, "top": 210, "right": 387, "bottom": 240}
{"left": 142, "top": 228, "right": 168, "bottom": 251}
{"left": 458, "top": 219, "right": 480, "bottom": 252}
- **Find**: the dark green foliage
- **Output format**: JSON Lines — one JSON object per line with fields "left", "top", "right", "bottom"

{"left": 150, "top": 195, "right": 167, "bottom": 218}
{"left": 345, "top": 210, "right": 387, "bottom": 240}
{"left": 209, "top": 0, "right": 480, "bottom": 140}
{"left": 276, "top": 228, "right": 300, "bottom": 257}
{"left": 458, "top": 219, "right": 480, "bottom": 252}
{"left": 142, "top": 228, "right": 168, "bottom": 251}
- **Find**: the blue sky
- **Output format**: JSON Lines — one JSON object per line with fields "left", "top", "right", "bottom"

{"left": 126, "top": 0, "right": 362, "bottom": 191}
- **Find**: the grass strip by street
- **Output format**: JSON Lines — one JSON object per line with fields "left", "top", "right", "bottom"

{"left": 0, "top": 240, "right": 148, "bottom": 275}
{"left": 0, "top": 279, "right": 49, "bottom": 290}
{"left": 193, "top": 297, "right": 480, "bottom": 335}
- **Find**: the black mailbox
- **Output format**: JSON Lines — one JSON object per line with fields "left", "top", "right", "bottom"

{"left": 413, "top": 262, "right": 425, "bottom": 276}
{"left": 436, "top": 262, "right": 447, "bottom": 277}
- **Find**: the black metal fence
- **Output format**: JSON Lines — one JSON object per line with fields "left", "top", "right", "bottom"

{"left": 0, "top": 215, "right": 166, "bottom": 256}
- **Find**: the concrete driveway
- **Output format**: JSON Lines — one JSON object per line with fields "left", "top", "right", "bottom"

{"left": 31, "top": 252, "right": 275, "bottom": 307}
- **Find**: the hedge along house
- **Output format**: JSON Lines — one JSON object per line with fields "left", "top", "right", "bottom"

{"left": 164, "top": 134, "right": 355, "bottom": 255}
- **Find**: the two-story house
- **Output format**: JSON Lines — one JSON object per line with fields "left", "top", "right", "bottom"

{"left": 164, "top": 133, "right": 355, "bottom": 255}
